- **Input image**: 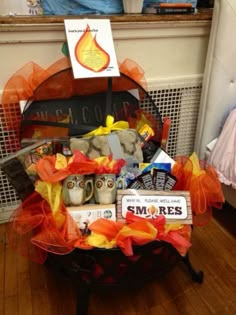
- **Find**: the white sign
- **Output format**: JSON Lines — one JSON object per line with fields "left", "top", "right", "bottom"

{"left": 64, "top": 19, "right": 120, "bottom": 79}
{"left": 116, "top": 190, "right": 192, "bottom": 224}
{"left": 121, "top": 195, "right": 188, "bottom": 220}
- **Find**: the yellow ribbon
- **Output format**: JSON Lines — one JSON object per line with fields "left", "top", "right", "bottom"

{"left": 55, "top": 153, "right": 68, "bottom": 170}
{"left": 164, "top": 223, "right": 184, "bottom": 233}
{"left": 82, "top": 115, "right": 129, "bottom": 137}
{"left": 86, "top": 233, "right": 116, "bottom": 249}
{"left": 35, "top": 180, "right": 62, "bottom": 213}
{"left": 189, "top": 152, "right": 205, "bottom": 177}
{"left": 35, "top": 180, "right": 66, "bottom": 228}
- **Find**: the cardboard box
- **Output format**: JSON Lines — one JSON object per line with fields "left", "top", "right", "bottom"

{"left": 67, "top": 204, "right": 116, "bottom": 230}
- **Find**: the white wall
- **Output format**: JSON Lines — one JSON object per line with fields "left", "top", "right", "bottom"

{"left": 0, "top": 0, "right": 29, "bottom": 15}
{"left": 0, "top": 21, "right": 211, "bottom": 93}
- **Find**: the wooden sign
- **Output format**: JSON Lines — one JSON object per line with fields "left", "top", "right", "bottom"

{"left": 117, "top": 189, "right": 192, "bottom": 224}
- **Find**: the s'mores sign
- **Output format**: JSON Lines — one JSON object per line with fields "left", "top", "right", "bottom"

{"left": 116, "top": 190, "right": 192, "bottom": 225}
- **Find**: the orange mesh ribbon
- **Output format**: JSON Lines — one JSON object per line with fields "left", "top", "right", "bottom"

{"left": 75, "top": 219, "right": 125, "bottom": 250}
{"left": 81, "top": 212, "right": 191, "bottom": 257}
{"left": 2, "top": 57, "right": 71, "bottom": 131}
{"left": 35, "top": 151, "right": 126, "bottom": 184}
{"left": 1, "top": 57, "right": 147, "bottom": 134}
{"left": 119, "top": 58, "right": 147, "bottom": 91}
{"left": 172, "top": 153, "right": 224, "bottom": 226}
{"left": 116, "top": 219, "right": 157, "bottom": 256}
{"left": 35, "top": 151, "right": 98, "bottom": 183}
{"left": 6, "top": 192, "right": 81, "bottom": 264}
{"left": 125, "top": 212, "right": 191, "bottom": 256}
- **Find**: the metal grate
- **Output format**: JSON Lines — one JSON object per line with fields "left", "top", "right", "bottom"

{"left": 0, "top": 102, "right": 21, "bottom": 223}
{"left": 148, "top": 82, "right": 202, "bottom": 158}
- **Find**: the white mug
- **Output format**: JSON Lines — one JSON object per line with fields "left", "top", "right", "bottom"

{"left": 94, "top": 174, "right": 117, "bottom": 205}
{"left": 62, "top": 174, "right": 94, "bottom": 206}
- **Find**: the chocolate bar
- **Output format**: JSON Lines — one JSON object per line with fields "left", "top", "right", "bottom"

{"left": 127, "top": 179, "right": 145, "bottom": 190}
{"left": 164, "top": 173, "right": 177, "bottom": 191}
{"left": 1, "top": 158, "right": 35, "bottom": 201}
{"left": 137, "top": 171, "right": 155, "bottom": 190}
{"left": 152, "top": 169, "right": 167, "bottom": 191}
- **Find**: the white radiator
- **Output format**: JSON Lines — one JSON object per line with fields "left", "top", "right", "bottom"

{"left": 0, "top": 101, "right": 21, "bottom": 223}
{"left": 0, "top": 79, "right": 202, "bottom": 223}
{"left": 147, "top": 79, "right": 202, "bottom": 158}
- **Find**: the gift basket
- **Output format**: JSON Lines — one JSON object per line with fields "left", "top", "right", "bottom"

{"left": 0, "top": 57, "right": 224, "bottom": 315}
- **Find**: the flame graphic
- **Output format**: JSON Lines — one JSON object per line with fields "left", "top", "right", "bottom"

{"left": 148, "top": 205, "right": 158, "bottom": 216}
{"left": 74, "top": 24, "right": 110, "bottom": 73}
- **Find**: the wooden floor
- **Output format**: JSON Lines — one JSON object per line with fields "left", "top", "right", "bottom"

{"left": 0, "top": 216, "right": 235, "bottom": 315}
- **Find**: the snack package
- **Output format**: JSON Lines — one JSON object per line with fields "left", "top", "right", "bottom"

{"left": 152, "top": 168, "right": 167, "bottom": 190}
{"left": 137, "top": 171, "right": 155, "bottom": 190}
{"left": 139, "top": 162, "right": 171, "bottom": 173}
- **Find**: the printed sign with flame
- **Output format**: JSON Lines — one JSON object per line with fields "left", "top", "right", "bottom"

{"left": 75, "top": 24, "right": 110, "bottom": 73}
{"left": 64, "top": 19, "right": 120, "bottom": 79}
{"left": 117, "top": 190, "right": 193, "bottom": 225}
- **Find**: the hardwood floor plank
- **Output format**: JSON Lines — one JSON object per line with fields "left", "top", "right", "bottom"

{"left": 17, "top": 251, "right": 30, "bottom": 274}
{"left": 32, "top": 290, "right": 51, "bottom": 315}
{"left": 141, "top": 304, "right": 167, "bottom": 315}
{"left": 43, "top": 270, "right": 63, "bottom": 315}
{"left": 0, "top": 224, "right": 6, "bottom": 315}
{"left": 4, "top": 295, "right": 18, "bottom": 315}
{"left": 193, "top": 270, "right": 233, "bottom": 314}
{"left": 0, "top": 297, "right": 4, "bottom": 315}
{"left": 17, "top": 272, "right": 33, "bottom": 315}
{"left": 223, "top": 301, "right": 236, "bottom": 315}
{"left": 4, "top": 246, "right": 17, "bottom": 297}
{"left": 29, "top": 260, "right": 48, "bottom": 290}
{"left": 182, "top": 287, "right": 212, "bottom": 315}
{"left": 89, "top": 286, "right": 152, "bottom": 315}
{"left": 190, "top": 222, "right": 236, "bottom": 294}
{"left": 144, "top": 266, "right": 192, "bottom": 307}
{"left": 46, "top": 270, "right": 76, "bottom": 315}
{"left": 172, "top": 292, "right": 198, "bottom": 315}
{"left": 162, "top": 299, "right": 184, "bottom": 315}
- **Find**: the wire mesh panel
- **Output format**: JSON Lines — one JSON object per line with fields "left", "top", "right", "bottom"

{"left": 0, "top": 102, "right": 21, "bottom": 223}
{"left": 147, "top": 82, "right": 202, "bottom": 158}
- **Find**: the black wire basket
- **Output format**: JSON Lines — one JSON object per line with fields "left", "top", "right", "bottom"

{"left": 46, "top": 240, "right": 181, "bottom": 288}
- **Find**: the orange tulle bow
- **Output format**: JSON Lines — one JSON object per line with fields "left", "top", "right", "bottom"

{"left": 116, "top": 220, "right": 157, "bottom": 256}
{"left": 6, "top": 192, "right": 82, "bottom": 264}
{"left": 93, "top": 155, "right": 126, "bottom": 175}
{"left": 172, "top": 152, "right": 225, "bottom": 226}
{"left": 81, "top": 212, "right": 192, "bottom": 257}
{"left": 119, "top": 58, "right": 147, "bottom": 91}
{"left": 125, "top": 212, "right": 191, "bottom": 256}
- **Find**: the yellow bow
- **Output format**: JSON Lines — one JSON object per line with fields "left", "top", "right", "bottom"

{"left": 82, "top": 115, "right": 129, "bottom": 137}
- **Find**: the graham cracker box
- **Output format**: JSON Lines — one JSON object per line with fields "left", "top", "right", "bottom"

{"left": 66, "top": 204, "right": 116, "bottom": 230}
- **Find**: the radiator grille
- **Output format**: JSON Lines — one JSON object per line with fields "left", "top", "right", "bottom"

{"left": 148, "top": 82, "right": 202, "bottom": 158}
{"left": 0, "top": 81, "right": 202, "bottom": 223}
{"left": 0, "top": 102, "right": 21, "bottom": 223}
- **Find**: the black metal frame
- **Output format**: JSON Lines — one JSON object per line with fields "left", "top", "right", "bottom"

{"left": 45, "top": 241, "right": 203, "bottom": 315}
